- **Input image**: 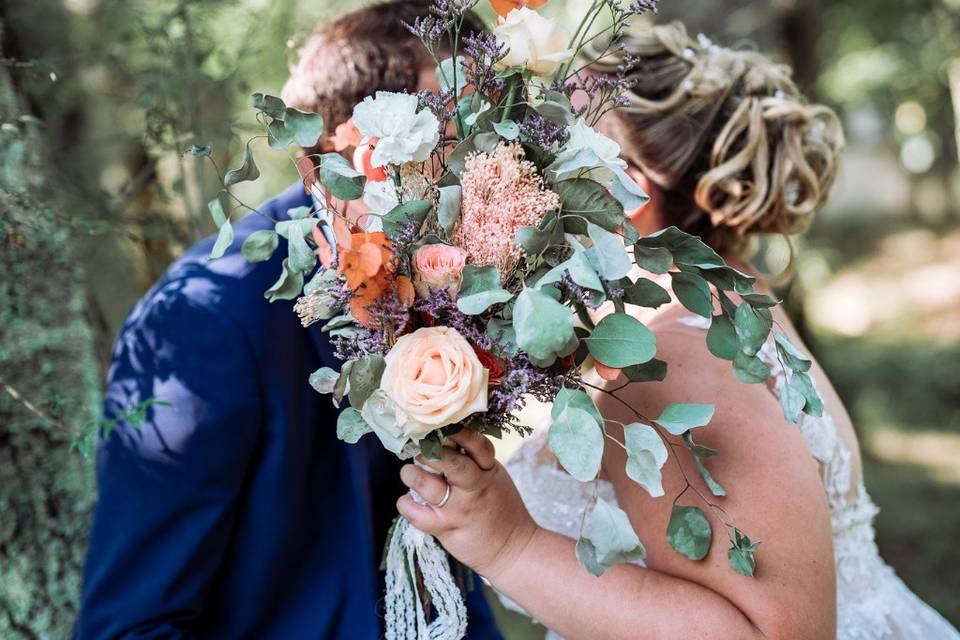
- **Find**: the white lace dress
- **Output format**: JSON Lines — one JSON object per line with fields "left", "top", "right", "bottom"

{"left": 500, "top": 315, "right": 960, "bottom": 640}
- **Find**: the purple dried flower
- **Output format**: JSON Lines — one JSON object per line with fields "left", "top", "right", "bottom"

{"left": 519, "top": 112, "right": 569, "bottom": 151}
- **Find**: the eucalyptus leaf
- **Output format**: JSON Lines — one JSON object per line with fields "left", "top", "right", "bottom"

{"left": 779, "top": 375, "right": 806, "bottom": 423}
{"left": 348, "top": 354, "right": 386, "bottom": 409}
{"left": 585, "top": 313, "right": 657, "bottom": 368}
{"left": 633, "top": 244, "right": 673, "bottom": 274}
{"left": 333, "top": 360, "right": 354, "bottom": 406}
{"left": 516, "top": 213, "right": 560, "bottom": 255}
{"left": 622, "top": 278, "right": 671, "bottom": 309}
{"left": 774, "top": 332, "right": 812, "bottom": 373}
{"left": 436, "top": 56, "right": 467, "bottom": 94}
{"left": 791, "top": 370, "right": 824, "bottom": 417}
{"left": 694, "top": 457, "right": 726, "bottom": 497}
{"left": 741, "top": 293, "right": 778, "bottom": 308}
{"left": 656, "top": 403, "right": 715, "bottom": 435}
{"left": 706, "top": 314, "right": 738, "bottom": 360}
{"left": 224, "top": 141, "right": 260, "bottom": 187}
{"left": 587, "top": 223, "right": 631, "bottom": 280}
{"left": 555, "top": 178, "right": 624, "bottom": 234}
{"left": 666, "top": 505, "right": 712, "bottom": 561}
{"left": 382, "top": 200, "right": 432, "bottom": 237}
{"left": 728, "top": 527, "right": 761, "bottom": 577}
{"left": 734, "top": 304, "right": 772, "bottom": 357}
{"left": 670, "top": 271, "right": 713, "bottom": 318}
{"left": 457, "top": 265, "right": 513, "bottom": 315}
{"left": 622, "top": 358, "right": 667, "bottom": 382}
{"left": 283, "top": 107, "right": 326, "bottom": 147}
{"left": 309, "top": 367, "right": 340, "bottom": 394}
{"left": 210, "top": 219, "right": 234, "bottom": 259}
{"left": 208, "top": 192, "right": 229, "bottom": 227}
{"left": 548, "top": 406, "right": 604, "bottom": 482}
{"left": 624, "top": 423, "right": 668, "bottom": 497}
{"left": 265, "top": 258, "right": 305, "bottom": 302}
{"left": 337, "top": 408, "right": 372, "bottom": 444}
{"left": 251, "top": 92, "right": 286, "bottom": 118}
{"left": 732, "top": 350, "right": 772, "bottom": 384}
{"left": 437, "top": 185, "right": 462, "bottom": 235}
{"left": 513, "top": 287, "right": 576, "bottom": 366}
{"left": 551, "top": 387, "right": 603, "bottom": 428}
{"left": 319, "top": 152, "right": 365, "bottom": 201}
{"left": 577, "top": 498, "right": 646, "bottom": 576}
{"left": 493, "top": 119, "right": 520, "bottom": 140}
{"left": 242, "top": 230, "right": 280, "bottom": 263}
{"left": 638, "top": 227, "right": 724, "bottom": 269}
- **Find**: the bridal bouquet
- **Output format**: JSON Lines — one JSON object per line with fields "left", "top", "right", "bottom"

{"left": 199, "top": 0, "right": 823, "bottom": 637}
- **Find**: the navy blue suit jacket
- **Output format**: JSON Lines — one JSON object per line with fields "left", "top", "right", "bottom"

{"left": 76, "top": 184, "right": 502, "bottom": 640}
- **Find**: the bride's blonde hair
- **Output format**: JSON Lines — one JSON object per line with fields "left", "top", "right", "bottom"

{"left": 592, "top": 22, "right": 845, "bottom": 254}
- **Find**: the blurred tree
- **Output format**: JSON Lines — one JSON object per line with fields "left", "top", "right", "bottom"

{"left": 0, "top": 18, "right": 99, "bottom": 640}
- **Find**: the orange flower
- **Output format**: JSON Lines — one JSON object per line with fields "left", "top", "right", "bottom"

{"left": 490, "top": 0, "right": 548, "bottom": 18}
{"left": 330, "top": 119, "right": 363, "bottom": 152}
{"left": 353, "top": 140, "right": 389, "bottom": 182}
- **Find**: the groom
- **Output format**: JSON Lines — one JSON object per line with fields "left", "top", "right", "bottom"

{"left": 75, "top": 2, "right": 502, "bottom": 638}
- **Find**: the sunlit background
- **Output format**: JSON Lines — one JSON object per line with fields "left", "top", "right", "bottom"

{"left": 1, "top": 0, "right": 958, "bottom": 637}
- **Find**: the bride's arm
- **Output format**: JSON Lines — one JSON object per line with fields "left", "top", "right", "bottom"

{"left": 399, "top": 333, "right": 835, "bottom": 640}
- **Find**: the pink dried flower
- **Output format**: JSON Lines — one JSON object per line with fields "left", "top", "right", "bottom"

{"left": 454, "top": 142, "right": 559, "bottom": 278}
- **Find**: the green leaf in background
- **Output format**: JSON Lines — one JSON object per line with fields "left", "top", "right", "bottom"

{"left": 622, "top": 277, "right": 671, "bottom": 309}
{"left": 587, "top": 223, "right": 632, "bottom": 280}
{"left": 633, "top": 244, "right": 672, "bottom": 274}
{"left": 264, "top": 258, "right": 305, "bottom": 302}
{"left": 706, "top": 314, "right": 738, "bottom": 360}
{"left": 309, "top": 367, "right": 340, "bottom": 394}
{"left": 732, "top": 350, "right": 772, "bottom": 384}
{"left": 348, "top": 354, "right": 386, "bottom": 410}
{"left": 208, "top": 191, "right": 229, "bottom": 227}
{"left": 210, "top": 219, "right": 233, "bottom": 259}
{"left": 774, "top": 332, "right": 813, "bottom": 373}
{"left": 224, "top": 140, "right": 260, "bottom": 186}
{"left": 337, "top": 408, "right": 372, "bottom": 444}
{"left": 382, "top": 199, "right": 432, "bottom": 237}
{"left": 551, "top": 387, "right": 603, "bottom": 428}
{"left": 457, "top": 265, "right": 513, "bottom": 315}
{"left": 437, "top": 185, "right": 462, "bottom": 235}
{"left": 275, "top": 218, "right": 317, "bottom": 273}
{"left": 318, "top": 152, "right": 365, "bottom": 201}
{"left": 667, "top": 505, "right": 712, "bottom": 560}
{"left": 267, "top": 118, "right": 295, "bottom": 149}
{"left": 624, "top": 423, "right": 668, "bottom": 497}
{"left": 585, "top": 313, "right": 656, "bottom": 368}
{"left": 283, "top": 107, "right": 325, "bottom": 147}
{"left": 513, "top": 287, "right": 576, "bottom": 366}
{"left": 555, "top": 178, "right": 624, "bottom": 234}
{"left": 790, "top": 370, "right": 825, "bottom": 417}
{"left": 670, "top": 271, "right": 713, "bottom": 318}
{"left": 728, "top": 527, "right": 761, "bottom": 577}
{"left": 241, "top": 229, "right": 279, "bottom": 263}
{"left": 189, "top": 143, "right": 212, "bottom": 157}
{"left": 622, "top": 358, "right": 668, "bottom": 382}
{"left": 493, "top": 119, "right": 520, "bottom": 140}
{"left": 576, "top": 498, "right": 646, "bottom": 576}
{"left": 734, "top": 304, "right": 772, "bottom": 357}
{"left": 656, "top": 403, "right": 715, "bottom": 435}
{"left": 548, "top": 406, "right": 604, "bottom": 482}
{"left": 251, "top": 92, "right": 286, "bottom": 118}
{"left": 533, "top": 90, "right": 575, "bottom": 125}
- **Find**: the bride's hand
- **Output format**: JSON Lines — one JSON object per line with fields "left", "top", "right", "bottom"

{"left": 397, "top": 429, "right": 539, "bottom": 580}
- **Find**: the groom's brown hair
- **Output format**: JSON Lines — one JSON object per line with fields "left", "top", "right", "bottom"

{"left": 281, "top": 0, "right": 484, "bottom": 155}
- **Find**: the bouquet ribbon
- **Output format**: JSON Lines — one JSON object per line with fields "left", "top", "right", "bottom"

{"left": 384, "top": 462, "right": 467, "bottom": 640}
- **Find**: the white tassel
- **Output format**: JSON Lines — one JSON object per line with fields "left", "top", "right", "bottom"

{"left": 383, "top": 493, "right": 468, "bottom": 640}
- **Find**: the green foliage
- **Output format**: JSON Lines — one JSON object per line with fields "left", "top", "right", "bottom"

{"left": 457, "top": 266, "right": 513, "bottom": 315}
{"left": 655, "top": 403, "right": 715, "bottom": 436}
{"left": 347, "top": 355, "right": 386, "bottom": 409}
{"left": 666, "top": 505, "right": 713, "bottom": 561}
{"left": 318, "top": 153, "right": 365, "bottom": 201}
{"left": 548, "top": 406, "right": 604, "bottom": 482}
{"left": 576, "top": 498, "right": 646, "bottom": 577}
{"left": 584, "top": 313, "right": 656, "bottom": 368}
{"left": 512, "top": 287, "right": 576, "bottom": 367}
{"left": 555, "top": 178, "right": 625, "bottom": 234}
{"left": 241, "top": 230, "right": 280, "bottom": 263}
{"left": 337, "top": 408, "right": 372, "bottom": 444}
{"left": 728, "top": 527, "right": 761, "bottom": 577}
{"left": 623, "top": 423, "right": 668, "bottom": 497}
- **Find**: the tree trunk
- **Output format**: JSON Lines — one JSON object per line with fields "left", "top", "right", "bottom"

{"left": 0, "top": 19, "right": 99, "bottom": 640}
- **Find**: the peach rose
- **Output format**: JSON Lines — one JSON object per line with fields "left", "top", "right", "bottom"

{"left": 494, "top": 7, "right": 574, "bottom": 77}
{"left": 412, "top": 244, "right": 468, "bottom": 299}
{"left": 380, "top": 326, "right": 489, "bottom": 440}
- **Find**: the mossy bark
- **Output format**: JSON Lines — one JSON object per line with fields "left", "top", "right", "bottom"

{"left": 0, "top": 24, "right": 99, "bottom": 640}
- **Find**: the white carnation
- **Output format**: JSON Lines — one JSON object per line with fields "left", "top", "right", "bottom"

{"left": 351, "top": 92, "right": 440, "bottom": 167}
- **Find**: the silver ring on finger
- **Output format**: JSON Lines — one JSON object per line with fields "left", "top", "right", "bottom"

{"left": 432, "top": 483, "right": 452, "bottom": 509}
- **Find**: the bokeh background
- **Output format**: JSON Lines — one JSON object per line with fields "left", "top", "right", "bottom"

{"left": 1, "top": 0, "right": 959, "bottom": 637}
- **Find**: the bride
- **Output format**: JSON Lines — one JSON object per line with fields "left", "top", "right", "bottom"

{"left": 396, "top": 22, "right": 960, "bottom": 640}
